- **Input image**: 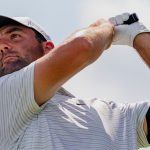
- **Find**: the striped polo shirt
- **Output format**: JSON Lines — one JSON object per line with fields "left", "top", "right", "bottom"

{"left": 0, "top": 62, "right": 150, "bottom": 150}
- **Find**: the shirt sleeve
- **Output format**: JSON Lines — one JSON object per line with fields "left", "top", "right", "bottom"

{"left": 126, "top": 101, "right": 150, "bottom": 148}
{"left": 0, "top": 62, "right": 42, "bottom": 144}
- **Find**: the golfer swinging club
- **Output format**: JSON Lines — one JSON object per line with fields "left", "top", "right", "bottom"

{"left": 0, "top": 12, "right": 150, "bottom": 150}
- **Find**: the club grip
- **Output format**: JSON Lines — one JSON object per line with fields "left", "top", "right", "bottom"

{"left": 123, "top": 13, "right": 139, "bottom": 25}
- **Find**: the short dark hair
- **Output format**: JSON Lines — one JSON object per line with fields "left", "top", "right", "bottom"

{"left": 33, "top": 29, "right": 47, "bottom": 43}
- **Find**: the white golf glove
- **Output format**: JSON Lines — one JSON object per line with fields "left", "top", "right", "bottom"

{"left": 109, "top": 13, "right": 149, "bottom": 47}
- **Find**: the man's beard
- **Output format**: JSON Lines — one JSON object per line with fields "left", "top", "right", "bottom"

{"left": 0, "top": 42, "right": 44, "bottom": 77}
{"left": 0, "top": 57, "right": 30, "bottom": 77}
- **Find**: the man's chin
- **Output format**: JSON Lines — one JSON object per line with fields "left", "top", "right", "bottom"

{"left": 0, "top": 67, "right": 21, "bottom": 77}
{"left": 0, "top": 59, "right": 30, "bottom": 77}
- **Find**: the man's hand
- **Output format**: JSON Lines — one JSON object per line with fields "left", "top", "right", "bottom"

{"left": 109, "top": 13, "right": 149, "bottom": 47}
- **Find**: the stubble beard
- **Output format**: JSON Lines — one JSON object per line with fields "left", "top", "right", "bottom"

{"left": 0, "top": 44, "right": 43, "bottom": 77}
{"left": 0, "top": 57, "right": 30, "bottom": 77}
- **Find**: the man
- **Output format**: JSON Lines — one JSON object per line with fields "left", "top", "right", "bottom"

{"left": 0, "top": 13, "right": 149, "bottom": 150}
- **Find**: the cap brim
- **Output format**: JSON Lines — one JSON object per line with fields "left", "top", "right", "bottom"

{"left": 0, "top": 15, "right": 25, "bottom": 28}
{"left": 0, "top": 15, "right": 51, "bottom": 41}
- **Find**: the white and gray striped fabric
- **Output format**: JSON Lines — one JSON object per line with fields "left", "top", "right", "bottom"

{"left": 0, "top": 62, "right": 150, "bottom": 150}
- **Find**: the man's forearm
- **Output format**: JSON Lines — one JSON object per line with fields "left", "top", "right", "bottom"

{"left": 134, "top": 33, "right": 150, "bottom": 68}
{"left": 35, "top": 20, "right": 114, "bottom": 105}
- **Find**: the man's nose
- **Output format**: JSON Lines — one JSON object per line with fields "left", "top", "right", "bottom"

{"left": 0, "top": 43, "right": 11, "bottom": 50}
{"left": 0, "top": 39, "right": 12, "bottom": 60}
{"left": 0, "top": 37, "right": 12, "bottom": 50}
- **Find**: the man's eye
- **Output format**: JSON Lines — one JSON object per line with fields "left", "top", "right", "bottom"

{"left": 10, "top": 34, "right": 21, "bottom": 39}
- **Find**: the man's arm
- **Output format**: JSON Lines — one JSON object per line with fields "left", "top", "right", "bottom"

{"left": 133, "top": 33, "right": 150, "bottom": 137}
{"left": 34, "top": 20, "right": 114, "bottom": 106}
{"left": 143, "top": 118, "right": 148, "bottom": 137}
{"left": 134, "top": 33, "right": 150, "bottom": 68}
{"left": 109, "top": 12, "right": 150, "bottom": 141}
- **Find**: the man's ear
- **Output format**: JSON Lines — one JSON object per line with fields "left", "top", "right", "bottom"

{"left": 42, "top": 41, "right": 54, "bottom": 55}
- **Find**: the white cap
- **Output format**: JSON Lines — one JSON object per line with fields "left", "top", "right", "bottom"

{"left": 0, "top": 15, "right": 51, "bottom": 41}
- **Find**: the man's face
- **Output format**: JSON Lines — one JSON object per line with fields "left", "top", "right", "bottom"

{"left": 0, "top": 25, "right": 44, "bottom": 77}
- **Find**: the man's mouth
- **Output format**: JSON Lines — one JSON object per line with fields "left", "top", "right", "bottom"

{"left": 3, "top": 55, "right": 18, "bottom": 63}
